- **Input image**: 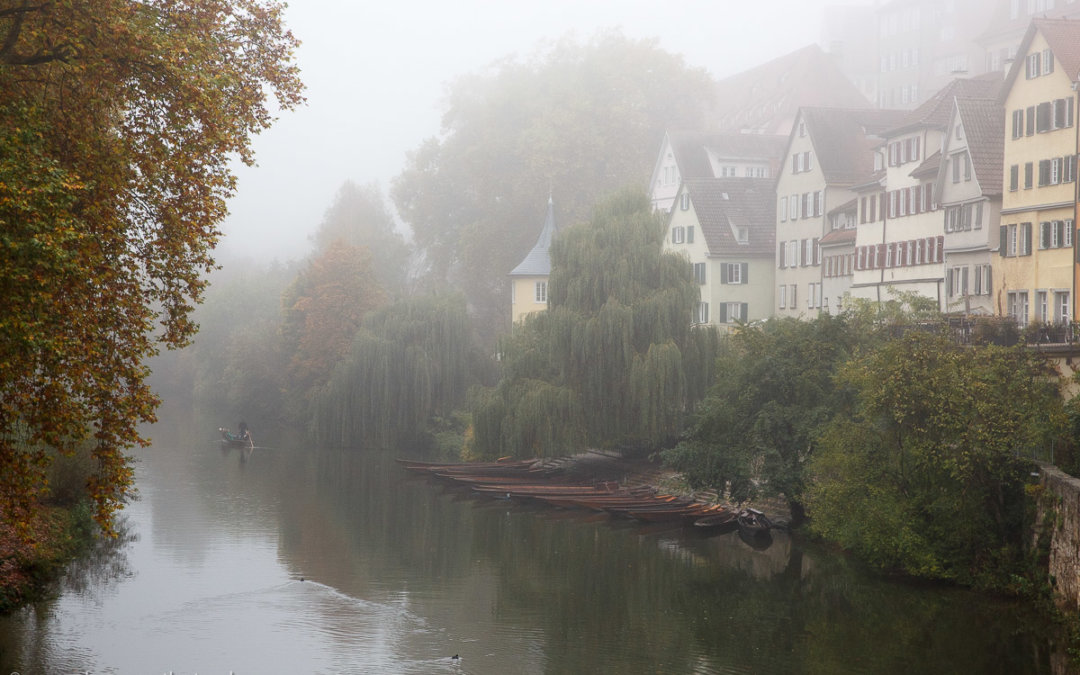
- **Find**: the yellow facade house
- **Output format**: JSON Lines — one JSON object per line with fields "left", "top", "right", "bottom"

{"left": 997, "top": 19, "right": 1079, "bottom": 328}
{"left": 509, "top": 197, "right": 557, "bottom": 325}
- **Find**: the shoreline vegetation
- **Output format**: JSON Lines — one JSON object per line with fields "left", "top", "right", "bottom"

{"left": 0, "top": 501, "right": 96, "bottom": 614}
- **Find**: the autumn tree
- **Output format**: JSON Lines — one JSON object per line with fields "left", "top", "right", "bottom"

{"left": 468, "top": 190, "right": 719, "bottom": 459}
{"left": 313, "top": 181, "right": 412, "bottom": 297}
{"left": 391, "top": 32, "right": 713, "bottom": 343}
{"left": 0, "top": 1, "right": 303, "bottom": 535}
{"left": 280, "top": 240, "right": 386, "bottom": 412}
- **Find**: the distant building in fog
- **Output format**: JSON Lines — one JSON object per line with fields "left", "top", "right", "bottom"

{"left": 509, "top": 197, "right": 557, "bottom": 325}
{"left": 711, "top": 44, "right": 873, "bottom": 136}
{"left": 648, "top": 131, "right": 787, "bottom": 212}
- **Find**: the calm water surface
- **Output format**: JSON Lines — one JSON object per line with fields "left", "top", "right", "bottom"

{"left": 0, "top": 413, "right": 1065, "bottom": 674}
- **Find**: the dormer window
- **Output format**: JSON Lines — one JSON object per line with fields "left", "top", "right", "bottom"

{"left": 680, "top": 192, "right": 690, "bottom": 210}
{"left": 737, "top": 227, "right": 749, "bottom": 243}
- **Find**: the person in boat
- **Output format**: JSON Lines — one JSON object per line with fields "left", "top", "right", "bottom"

{"left": 238, "top": 420, "right": 249, "bottom": 440}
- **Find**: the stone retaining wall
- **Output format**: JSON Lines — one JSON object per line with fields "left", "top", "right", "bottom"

{"left": 1037, "top": 464, "right": 1080, "bottom": 611}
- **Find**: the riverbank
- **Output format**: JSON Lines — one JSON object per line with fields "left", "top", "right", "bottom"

{"left": 0, "top": 502, "right": 95, "bottom": 613}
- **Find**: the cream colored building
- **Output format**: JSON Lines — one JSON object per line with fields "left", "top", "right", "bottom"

{"left": 938, "top": 97, "right": 1003, "bottom": 317}
{"left": 850, "top": 76, "right": 1002, "bottom": 307}
{"left": 663, "top": 178, "right": 775, "bottom": 329}
{"left": 997, "top": 19, "right": 1078, "bottom": 327}
{"left": 509, "top": 198, "right": 557, "bottom": 325}
{"left": 775, "top": 107, "right": 906, "bottom": 317}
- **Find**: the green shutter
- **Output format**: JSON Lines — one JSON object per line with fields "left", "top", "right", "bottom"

{"left": 740, "top": 262, "right": 748, "bottom": 284}
{"left": 999, "top": 225, "right": 1007, "bottom": 256}
{"left": 720, "top": 264, "right": 729, "bottom": 284}
{"left": 740, "top": 303, "right": 748, "bottom": 322}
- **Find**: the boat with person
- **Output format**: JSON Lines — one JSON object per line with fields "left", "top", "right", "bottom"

{"left": 219, "top": 426, "right": 253, "bottom": 448}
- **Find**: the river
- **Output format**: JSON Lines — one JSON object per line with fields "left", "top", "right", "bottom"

{"left": 0, "top": 412, "right": 1066, "bottom": 674}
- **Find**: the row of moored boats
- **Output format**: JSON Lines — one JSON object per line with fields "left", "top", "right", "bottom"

{"left": 397, "top": 458, "right": 782, "bottom": 536}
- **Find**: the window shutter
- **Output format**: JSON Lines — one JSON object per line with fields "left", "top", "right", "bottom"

{"left": 1041, "top": 221, "right": 1050, "bottom": 249}
{"left": 1023, "top": 222, "right": 1033, "bottom": 256}
{"left": 1037, "top": 102, "right": 1051, "bottom": 133}
{"left": 1000, "top": 225, "right": 1007, "bottom": 257}
{"left": 1026, "top": 106, "right": 1036, "bottom": 136}
{"left": 740, "top": 262, "right": 748, "bottom": 284}
{"left": 779, "top": 242, "right": 786, "bottom": 269}
{"left": 986, "top": 266, "right": 992, "bottom": 295}
{"left": 687, "top": 226, "right": 694, "bottom": 243}
{"left": 718, "top": 303, "right": 727, "bottom": 324}
{"left": 720, "top": 264, "right": 729, "bottom": 284}
{"left": 740, "top": 303, "right": 748, "bottom": 322}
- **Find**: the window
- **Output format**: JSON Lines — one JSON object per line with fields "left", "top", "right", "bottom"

{"left": 790, "top": 194, "right": 798, "bottom": 220}
{"left": 1043, "top": 48, "right": 1054, "bottom": 75}
{"left": 808, "top": 282, "right": 818, "bottom": 309}
{"left": 680, "top": 193, "right": 690, "bottom": 210}
{"left": 694, "top": 302, "right": 709, "bottom": 324}
{"left": 1066, "top": 155, "right": 1077, "bottom": 183}
{"left": 1012, "top": 109, "right": 1024, "bottom": 138}
{"left": 721, "top": 262, "right": 747, "bottom": 284}
{"left": 1051, "top": 157, "right": 1061, "bottom": 185}
{"left": 1037, "top": 101, "right": 1052, "bottom": 133}
{"left": 1025, "top": 162, "right": 1034, "bottom": 189}
{"left": 1021, "top": 222, "right": 1033, "bottom": 255}
{"left": 780, "top": 196, "right": 787, "bottom": 222}
{"left": 1057, "top": 291, "right": 1070, "bottom": 324}
{"left": 974, "top": 264, "right": 992, "bottom": 296}
{"left": 1039, "top": 159, "right": 1051, "bottom": 186}
{"left": 535, "top": 281, "right": 547, "bottom": 303}
{"left": 1038, "top": 291, "right": 1049, "bottom": 324}
{"left": 693, "top": 262, "right": 707, "bottom": 285}
{"left": 1010, "top": 164, "right": 1019, "bottom": 191}
{"left": 1027, "top": 52, "right": 1041, "bottom": 79}
{"left": 779, "top": 284, "right": 787, "bottom": 309}
{"left": 672, "top": 227, "right": 685, "bottom": 244}
{"left": 790, "top": 284, "right": 797, "bottom": 308}
{"left": 1026, "top": 106, "right": 1036, "bottom": 136}
{"left": 719, "top": 302, "right": 747, "bottom": 324}
{"left": 1008, "top": 291, "right": 1029, "bottom": 327}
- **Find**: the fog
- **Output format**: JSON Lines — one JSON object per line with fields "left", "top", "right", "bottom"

{"left": 221, "top": 0, "right": 877, "bottom": 262}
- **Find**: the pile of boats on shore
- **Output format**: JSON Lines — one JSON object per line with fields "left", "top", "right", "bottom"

{"left": 398, "top": 457, "right": 784, "bottom": 540}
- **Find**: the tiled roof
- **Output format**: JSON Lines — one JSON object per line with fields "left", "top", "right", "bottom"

{"left": 955, "top": 97, "right": 1005, "bottom": 196}
{"left": 682, "top": 178, "right": 775, "bottom": 257}
{"left": 910, "top": 150, "right": 941, "bottom": 179}
{"left": 509, "top": 198, "right": 557, "bottom": 276}
{"left": 800, "top": 108, "right": 908, "bottom": 185}
{"left": 712, "top": 45, "right": 872, "bottom": 136}
{"left": 827, "top": 198, "right": 858, "bottom": 217}
{"left": 1036, "top": 18, "right": 1080, "bottom": 80}
{"left": 886, "top": 75, "right": 1003, "bottom": 136}
{"left": 819, "top": 228, "right": 857, "bottom": 246}
{"left": 667, "top": 130, "right": 787, "bottom": 180}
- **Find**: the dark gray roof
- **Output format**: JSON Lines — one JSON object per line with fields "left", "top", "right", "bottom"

{"left": 667, "top": 130, "right": 787, "bottom": 180}
{"left": 682, "top": 178, "right": 775, "bottom": 257}
{"left": 800, "top": 108, "right": 908, "bottom": 185}
{"left": 509, "top": 198, "right": 557, "bottom": 276}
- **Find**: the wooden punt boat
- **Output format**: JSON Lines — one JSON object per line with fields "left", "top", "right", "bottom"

{"left": 625, "top": 503, "right": 719, "bottom": 523}
{"left": 693, "top": 511, "right": 738, "bottom": 531}
{"left": 737, "top": 508, "right": 773, "bottom": 537}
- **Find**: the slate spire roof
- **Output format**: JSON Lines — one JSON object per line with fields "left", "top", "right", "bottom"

{"left": 509, "top": 196, "right": 557, "bottom": 277}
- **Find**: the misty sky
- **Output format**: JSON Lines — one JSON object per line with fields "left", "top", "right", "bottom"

{"left": 221, "top": 0, "right": 877, "bottom": 262}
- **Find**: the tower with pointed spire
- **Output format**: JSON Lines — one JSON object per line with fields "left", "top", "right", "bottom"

{"left": 509, "top": 196, "right": 557, "bottom": 324}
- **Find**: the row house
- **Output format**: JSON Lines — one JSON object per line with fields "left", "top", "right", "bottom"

{"left": 938, "top": 97, "right": 1004, "bottom": 317}
{"left": 649, "top": 131, "right": 785, "bottom": 213}
{"left": 664, "top": 178, "right": 775, "bottom": 328}
{"left": 849, "top": 76, "right": 1002, "bottom": 307}
{"left": 997, "top": 18, "right": 1080, "bottom": 327}
{"left": 775, "top": 107, "right": 906, "bottom": 317}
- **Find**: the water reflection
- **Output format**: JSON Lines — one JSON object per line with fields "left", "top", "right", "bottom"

{"left": 0, "top": 413, "right": 1066, "bottom": 674}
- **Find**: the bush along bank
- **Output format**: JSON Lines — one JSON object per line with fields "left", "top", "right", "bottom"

{"left": 0, "top": 501, "right": 96, "bottom": 613}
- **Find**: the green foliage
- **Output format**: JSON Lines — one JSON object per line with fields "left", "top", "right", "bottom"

{"left": 663, "top": 315, "right": 860, "bottom": 513}
{"left": 310, "top": 294, "right": 491, "bottom": 450}
{"left": 807, "top": 330, "right": 1064, "bottom": 587}
{"left": 391, "top": 32, "right": 713, "bottom": 344}
{"left": 469, "top": 190, "right": 717, "bottom": 459}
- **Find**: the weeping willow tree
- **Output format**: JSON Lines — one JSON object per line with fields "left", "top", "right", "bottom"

{"left": 469, "top": 189, "right": 720, "bottom": 460}
{"left": 311, "top": 294, "right": 489, "bottom": 450}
